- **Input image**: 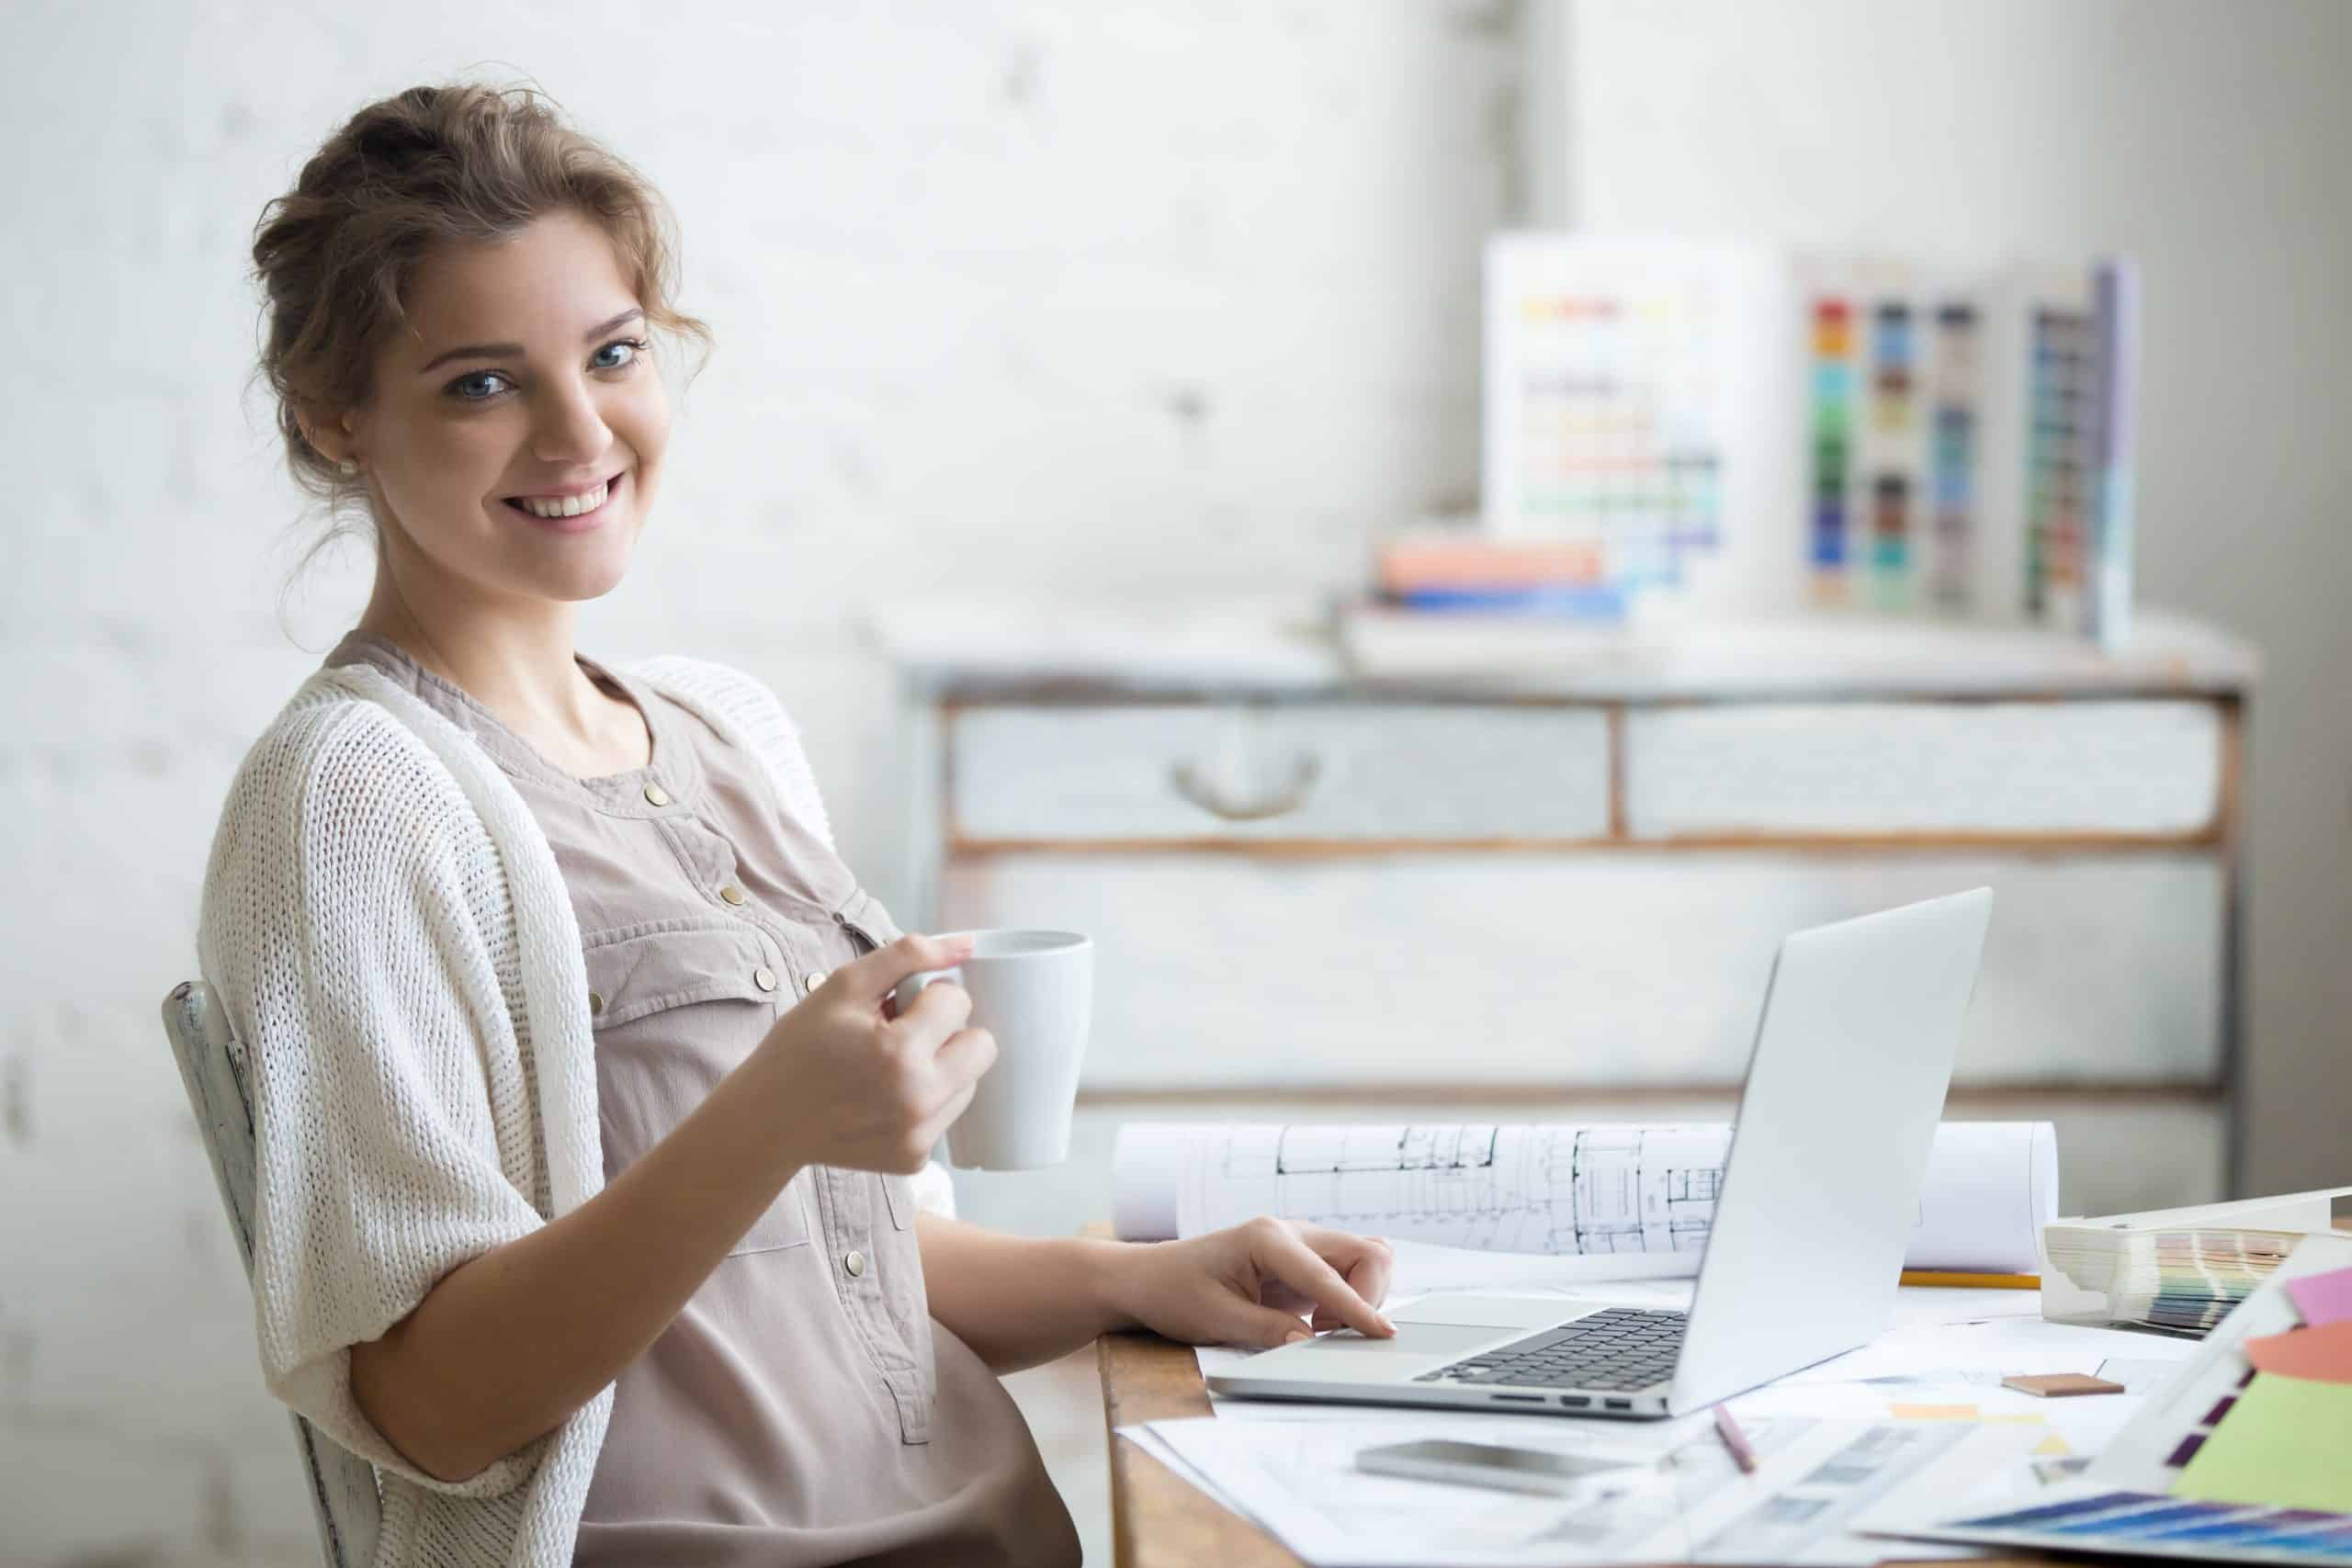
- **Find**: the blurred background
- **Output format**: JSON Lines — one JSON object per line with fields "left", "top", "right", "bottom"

{"left": 4, "top": 1, "right": 2348, "bottom": 1563}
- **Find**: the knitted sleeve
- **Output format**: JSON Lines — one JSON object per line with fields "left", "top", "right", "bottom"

{"left": 198, "top": 695, "right": 552, "bottom": 1498}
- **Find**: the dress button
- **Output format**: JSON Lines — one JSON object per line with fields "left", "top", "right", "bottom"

{"left": 843, "top": 1249, "right": 866, "bottom": 1279}
{"left": 719, "top": 885, "right": 746, "bottom": 906}
{"left": 753, "top": 966, "right": 778, "bottom": 992}
{"left": 588, "top": 989, "right": 605, "bottom": 1015}
{"left": 803, "top": 970, "right": 828, "bottom": 996}
{"left": 642, "top": 782, "right": 670, "bottom": 807}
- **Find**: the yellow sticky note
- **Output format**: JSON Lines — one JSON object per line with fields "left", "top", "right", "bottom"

{"left": 2175, "top": 1373, "right": 2352, "bottom": 1514}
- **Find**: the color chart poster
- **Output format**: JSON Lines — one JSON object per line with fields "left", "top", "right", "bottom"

{"left": 1482, "top": 235, "right": 1787, "bottom": 620}
{"left": 1791, "top": 254, "right": 2025, "bottom": 622}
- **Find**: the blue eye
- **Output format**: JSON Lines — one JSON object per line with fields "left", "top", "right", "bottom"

{"left": 449, "top": 370, "right": 511, "bottom": 401}
{"left": 592, "top": 337, "right": 647, "bottom": 371}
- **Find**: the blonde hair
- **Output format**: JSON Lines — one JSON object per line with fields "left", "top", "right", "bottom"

{"left": 251, "top": 82, "right": 710, "bottom": 508}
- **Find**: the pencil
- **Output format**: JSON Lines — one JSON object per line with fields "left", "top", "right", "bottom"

{"left": 1898, "top": 1269, "right": 2041, "bottom": 1290}
{"left": 1713, "top": 1404, "right": 1758, "bottom": 1474}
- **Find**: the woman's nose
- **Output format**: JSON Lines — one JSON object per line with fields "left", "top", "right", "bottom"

{"left": 531, "top": 375, "right": 613, "bottom": 466}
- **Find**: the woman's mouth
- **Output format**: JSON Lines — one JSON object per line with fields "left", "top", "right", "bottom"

{"left": 503, "top": 471, "right": 625, "bottom": 530}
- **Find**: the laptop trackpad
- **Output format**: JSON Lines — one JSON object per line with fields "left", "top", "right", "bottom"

{"left": 1393, "top": 1294, "right": 1583, "bottom": 1329}
{"left": 1307, "top": 1323, "right": 1507, "bottom": 1357}
{"left": 1267, "top": 1322, "right": 1511, "bottom": 1380}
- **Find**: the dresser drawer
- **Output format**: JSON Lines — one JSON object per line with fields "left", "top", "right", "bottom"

{"left": 1624, "top": 701, "right": 2225, "bottom": 839}
{"left": 940, "top": 850, "right": 2222, "bottom": 1089}
{"left": 949, "top": 704, "right": 1611, "bottom": 842}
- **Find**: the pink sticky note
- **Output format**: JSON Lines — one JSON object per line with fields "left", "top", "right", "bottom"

{"left": 2286, "top": 1265, "right": 2352, "bottom": 1327}
{"left": 2244, "top": 1320, "right": 2352, "bottom": 1385}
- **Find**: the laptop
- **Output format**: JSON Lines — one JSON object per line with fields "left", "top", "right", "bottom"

{"left": 1208, "top": 887, "right": 1995, "bottom": 1420}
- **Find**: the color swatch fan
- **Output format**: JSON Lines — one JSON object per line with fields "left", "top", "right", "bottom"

{"left": 1860, "top": 1232, "right": 2352, "bottom": 1564}
{"left": 2046, "top": 1225, "right": 2301, "bottom": 1337}
{"left": 2043, "top": 1189, "right": 2352, "bottom": 1338}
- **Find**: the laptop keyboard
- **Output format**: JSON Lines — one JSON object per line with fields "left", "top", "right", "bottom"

{"left": 1413, "top": 1306, "right": 1689, "bottom": 1391}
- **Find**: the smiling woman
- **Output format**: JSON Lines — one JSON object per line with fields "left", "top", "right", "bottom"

{"left": 209, "top": 79, "right": 1393, "bottom": 1568}
{"left": 252, "top": 89, "right": 704, "bottom": 629}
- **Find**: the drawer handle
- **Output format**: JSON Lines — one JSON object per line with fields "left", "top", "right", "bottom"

{"left": 1167, "top": 756, "right": 1323, "bottom": 822}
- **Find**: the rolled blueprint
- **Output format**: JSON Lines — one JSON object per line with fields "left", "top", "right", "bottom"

{"left": 1113, "top": 1121, "right": 2058, "bottom": 1276}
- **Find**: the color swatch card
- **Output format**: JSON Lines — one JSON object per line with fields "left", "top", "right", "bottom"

{"left": 1860, "top": 1234, "right": 2352, "bottom": 1564}
{"left": 1481, "top": 236, "right": 1776, "bottom": 623}
{"left": 1480, "top": 237, "right": 2139, "bottom": 640}
{"left": 2174, "top": 1373, "right": 2352, "bottom": 1514}
{"left": 1793, "top": 256, "right": 2008, "bottom": 619}
{"left": 2242, "top": 1319, "right": 2352, "bottom": 1383}
{"left": 2286, "top": 1266, "right": 2352, "bottom": 1328}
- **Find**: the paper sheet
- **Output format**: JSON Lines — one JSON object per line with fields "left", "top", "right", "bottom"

{"left": 1114, "top": 1121, "right": 2056, "bottom": 1274}
{"left": 1164, "top": 1287, "right": 2209, "bottom": 1564}
{"left": 1771, "top": 1316, "right": 2196, "bottom": 1389}
{"left": 1134, "top": 1412, "right": 2042, "bottom": 1567}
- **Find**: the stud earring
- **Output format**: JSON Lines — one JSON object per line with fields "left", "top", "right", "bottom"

{"left": 338, "top": 458, "right": 358, "bottom": 479}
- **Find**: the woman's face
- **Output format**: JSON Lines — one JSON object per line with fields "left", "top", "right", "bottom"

{"left": 344, "top": 209, "right": 671, "bottom": 607}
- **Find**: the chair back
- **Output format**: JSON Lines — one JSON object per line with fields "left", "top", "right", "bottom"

{"left": 163, "top": 980, "right": 382, "bottom": 1568}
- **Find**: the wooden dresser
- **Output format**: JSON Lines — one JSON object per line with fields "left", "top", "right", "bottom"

{"left": 874, "top": 606, "right": 2258, "bottom": 1238}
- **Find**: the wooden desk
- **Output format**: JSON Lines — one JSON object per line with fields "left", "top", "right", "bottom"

{"left": 1095, "top": 1329, "right": 2064, "bottom": 1568}
{"left": 1098, "top": 1329, "right": 1306, "bottom": 1568}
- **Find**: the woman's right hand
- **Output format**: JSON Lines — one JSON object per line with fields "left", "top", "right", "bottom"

{"left": 757, "top": 931, "right": 998, "bottom": 1174}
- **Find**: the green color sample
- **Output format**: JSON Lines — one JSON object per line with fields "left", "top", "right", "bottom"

{"left": 2174, "top": 1373, "right": 2352, "bottom": 1513}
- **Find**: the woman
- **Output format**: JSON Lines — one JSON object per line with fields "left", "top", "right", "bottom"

{"left": 203, "top": 83, "right": 1396, "bottom": 1568}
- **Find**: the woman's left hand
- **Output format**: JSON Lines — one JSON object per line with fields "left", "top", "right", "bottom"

{"left": 1112, "top": 1217, "right": 1397, "bottom": 1348}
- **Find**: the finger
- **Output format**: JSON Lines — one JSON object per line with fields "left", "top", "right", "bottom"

{"left": 909, "top": 1077, "right": 978, "bottom": 1150}
{"left": 930, "top": 1025, "right": 998, "bottom": 1089}
{"left": 1225, "top": 1299, "right": 1317, "bottom": 1350}
{"left": 1252, "top": 1222, "right": 1395, "bottom": 1338}
{"left": 1296, "top": 1225, "right": 1396, "bottom": 1310}
{"left": 836, "top": 931, "right": 975, "bottom": 1002}
{"left": 1308, "top": 1269, "right": 1392, "bottom": 1329}
{"left": 890, "top": 976, "right": 974, "bottom": 1050}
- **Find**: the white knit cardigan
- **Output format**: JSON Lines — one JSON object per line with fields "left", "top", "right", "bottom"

{"left": 198, "top": 655, "right": 949, "bottom": 1568}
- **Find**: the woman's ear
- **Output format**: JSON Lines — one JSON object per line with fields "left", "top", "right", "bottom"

{"left": 298, "top": 411, "right": 362, "bottom": 470}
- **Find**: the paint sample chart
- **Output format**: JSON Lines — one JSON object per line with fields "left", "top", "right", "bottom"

{"left": 1792, "top": 254, "right": 2029, "bottom": 622}
{"left": 1801, "top": 264, "right": 1995, "bottom": 615}
{"left": 1862, "top": 1235, "right": 2352, "bottom": 1563}
{"left": 1481, "top": 238, "right": 2136, "bottom": 636}
{"left": 1482, "top": 238, "right": 1752, "bottom": 615}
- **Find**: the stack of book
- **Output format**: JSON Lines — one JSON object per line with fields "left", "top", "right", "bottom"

{"left": 1375, "top": 533, "right": 1623, "bottom": 619}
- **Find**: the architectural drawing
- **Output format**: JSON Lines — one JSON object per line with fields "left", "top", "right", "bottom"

{"left": 1175, "top": 1122, "right": 1734, "bottom": 1256}
{"left": 1120, "top": 1120, "right": 2053, "bottom": 1272}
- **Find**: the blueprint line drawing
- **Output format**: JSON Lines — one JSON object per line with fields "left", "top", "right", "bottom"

{"left": 1173, "top": 1122, "right": 1733, "bottom": 1255}
{"left": 1116, "top": 1121, "right": 2056, "bottom": 1272}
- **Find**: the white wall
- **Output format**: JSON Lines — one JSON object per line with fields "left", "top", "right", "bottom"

{"left": 1548, "top": 0, "right": 2352, "bottom": 1199}
{"left": 0, "top": 4, "right": 1517, "bottom": 1560}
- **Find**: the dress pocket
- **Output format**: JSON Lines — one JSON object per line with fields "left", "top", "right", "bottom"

{"left": 582, "top": 917, "right": 781, "bottom": 1030}
{"left": 734, "top": 1173, "right": 814, "bottom": 1258}
{"left": 582, "top": 919, "right": 808, "bottom": 1258}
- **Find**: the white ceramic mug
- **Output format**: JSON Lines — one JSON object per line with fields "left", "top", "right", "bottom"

{"left": 893, "top": 929, "right": 1093, "bottom": 1170}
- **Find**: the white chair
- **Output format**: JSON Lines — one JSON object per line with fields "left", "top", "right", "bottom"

{"left": 163, "top": 979, "right": 382, "bottom": 1568}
